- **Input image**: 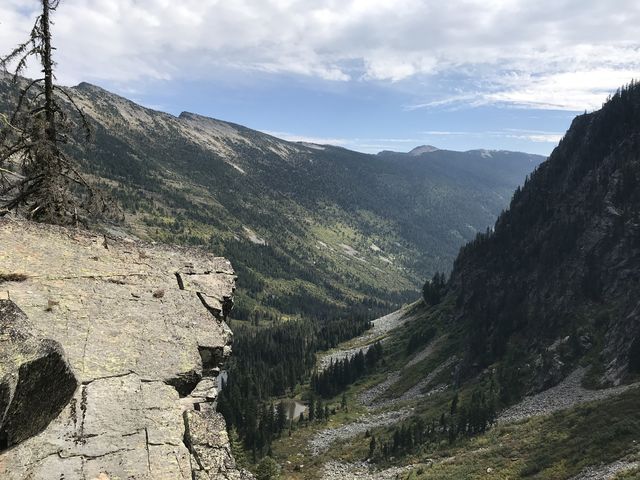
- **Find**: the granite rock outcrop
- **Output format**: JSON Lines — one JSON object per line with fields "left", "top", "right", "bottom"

{"left": 0, "top": 218, "right": 252, "bottom": 479}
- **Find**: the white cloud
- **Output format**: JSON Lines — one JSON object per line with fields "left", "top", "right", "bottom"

{"left": 503, "top": 129, "right": 563, "bottom": 143}
{"left": 1, "top": 0, "right": 639, "bottom": 110}
{"left": 261, "top": 132, "right": 433, "bottom": 152}
{"left": 421, "top": 128, "right": 563, "bottom": 143}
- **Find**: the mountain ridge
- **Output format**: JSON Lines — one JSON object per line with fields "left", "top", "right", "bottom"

{"left": 0, "top": 76, "right": 544, "bottom": 326}
{"left": 77, "top": 80, "right": 541, "bottom": 163}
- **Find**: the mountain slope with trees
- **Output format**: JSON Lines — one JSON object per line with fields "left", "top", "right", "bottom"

{"left": 0, "top": 78, "right": 542, "bottom": 324}
{"left": 447, "top": 82, "right": 640, "bottom": 393}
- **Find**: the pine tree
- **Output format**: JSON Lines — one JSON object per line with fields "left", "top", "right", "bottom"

{"left": 308, "top": 397, "right": 315, "bottom": 422}
{"left": 0, "top": 0, "right": 114, "bottom": 223}
{"left": 275, "top": 401, "right": 287, "bottom": 435}
{"left": 368, "top": 435, "right": 376, "bottom": 458}
{"left": 450, "top": 392, "right": 459, "bottom": 415}
{"left": 229, "top": 427, "right": 248, "bottom": 470}
{"left": 316, "top": 400, "right": 324, "bottom": 421}
{"left": 255, "top": 456, "right": 280, "bottom": 480}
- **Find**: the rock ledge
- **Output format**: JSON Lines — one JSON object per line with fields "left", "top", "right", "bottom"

{"left": 0, "top": 218, "right": 251, "bottom": 479}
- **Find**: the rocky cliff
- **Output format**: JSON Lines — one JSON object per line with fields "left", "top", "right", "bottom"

{"left": 0, "top": 217, "right": 252, "bottom": 479}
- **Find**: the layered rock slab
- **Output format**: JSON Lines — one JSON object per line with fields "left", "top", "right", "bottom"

{"left": 0, "top": 218, "right": 247, "bottom": 479}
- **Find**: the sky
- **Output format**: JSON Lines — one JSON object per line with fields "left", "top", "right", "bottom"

{"left": 1, "top": 0, "right": 639, "bottom": 155}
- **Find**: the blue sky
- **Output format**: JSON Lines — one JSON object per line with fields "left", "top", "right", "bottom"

{"left": 2, "top": 0, "right": 639, "bottom": 155}
{"left": 128, "top": 74, "right": 576, "bottom": 155}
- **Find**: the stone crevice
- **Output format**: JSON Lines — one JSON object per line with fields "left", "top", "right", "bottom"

{"left": 196, "top": 292, "right": 223, "bottom": 320}
{"left": 144, "top": 427, "right": 151, "bottom": 473}
{"left": 81, "top": 370, "right": 137, "bottom": 385}
{"left": 175, "top": 272, "right": 185, "bottom": 290}
{"left": 58, "top": 448, "right": 137, "bottom": 461}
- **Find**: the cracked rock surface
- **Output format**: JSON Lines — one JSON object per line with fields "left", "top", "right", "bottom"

{"left": 0, "top": 218, "right": 251, "bottom": 479}
{"left": 185, "top": 407, "right": 253, "bottom": 480}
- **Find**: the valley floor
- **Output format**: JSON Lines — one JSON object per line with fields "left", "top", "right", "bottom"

{"left": 271, "top": 306, "right": 640, "bottom": 480}
{"left": 316, "top": 308, "right": 409, "bottom": 371}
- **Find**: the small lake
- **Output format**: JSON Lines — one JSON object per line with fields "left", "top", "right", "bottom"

{"left": 277, "top": 399, "right": 307, "bottom": 421}
{"left": 217, "top": 373, "right": 306, "bottom": 420}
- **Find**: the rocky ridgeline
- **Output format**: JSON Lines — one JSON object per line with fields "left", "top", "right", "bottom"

{"left": 0, "top": 218, "right": 252, "bottom": 480}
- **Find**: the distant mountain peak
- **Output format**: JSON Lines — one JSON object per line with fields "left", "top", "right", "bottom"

{"left": 408, "top": 145, "right": 440, "bottom": 156}
{"left": 74, "top": 81, "right": 99, "bottom": 90}
{"left": 178, "top": 111, "right": 204, "bottom": 120}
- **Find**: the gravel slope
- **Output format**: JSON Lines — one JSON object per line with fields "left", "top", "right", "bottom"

{"left": 321, "top": 461, "right": 414, "bottom": 480}
{"left": 309, "top": 409, "right": 413, "bottom": 455}
{"left": 317, "top": 309, "right": 409, "bottom": 371}
{"left": 498, "top": 367, "right": 640, "bottom": 424}
{"left": 569, "top": 460, "right": 640, "bottom": 480}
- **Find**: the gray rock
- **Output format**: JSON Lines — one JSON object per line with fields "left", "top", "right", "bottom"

{"left": 185, "top": 409, "right": 247, "bottom": 480}
{"left": 0, "top": 218, "right": 251, "bottom": 479}
{"left": 0, "top": 300, "right": 77, "bottom": 449}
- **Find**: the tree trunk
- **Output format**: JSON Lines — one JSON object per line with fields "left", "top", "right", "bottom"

{"left": 41, "top": 0, "right": 56, "bottom": 144}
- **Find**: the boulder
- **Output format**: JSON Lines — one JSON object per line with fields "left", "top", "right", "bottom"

{"left": 0, "top": 300, "right": 77, "bottom": 449}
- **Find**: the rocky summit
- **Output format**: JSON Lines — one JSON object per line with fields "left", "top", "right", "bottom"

{"left": 0, "top": 218, "right": 251, "bottom": 480}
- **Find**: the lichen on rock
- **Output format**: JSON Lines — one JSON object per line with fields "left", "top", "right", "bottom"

{"left": 0, "top": 218, "right": 251, "bottom": 479}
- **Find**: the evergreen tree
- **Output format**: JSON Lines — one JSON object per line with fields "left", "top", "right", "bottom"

{"left": 0, "top": 0, "right": 113, "bottom": 223}
{"left": 422, "top": 272, "right": 446, "bottom": 305}
{"left": 255, "top": 456, "right": 280, "bottom": 480}
{"left": 229, "top": 427, "right": 248, "bottom": 470}
{"left": 308, "top": 397, "right": 315, "bottom": 422}
{"left": 275, "top": 401, "right": 287, "bottom": 435}
{"left": 630, "top": 338, "right": 640, "bottom": 373}
{"left": 450, "top": 392, "right": 459, "bottom": 415}
{"left": 311, "top": 343, "right": 383, "bottom": 398}
{"left": 368, "top": 435, "right": 376, "bottom": 458}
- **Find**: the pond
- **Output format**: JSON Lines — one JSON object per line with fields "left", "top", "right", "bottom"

{"left": 217, "top": 373, "right": 306, "bottom": 420}
{"left": 278, "top": 398, "right": 308, "bottom": 421}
